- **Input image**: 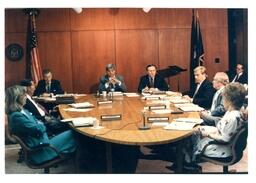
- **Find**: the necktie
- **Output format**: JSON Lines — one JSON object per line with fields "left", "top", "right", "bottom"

{"left": 46, "top": 83, "right": 51, "bottom": 93}
{"left": 235, "top": 74, "right": 240, "bottom": 82}
{"left": 193, "top": 84, "right": 200, "bottom": 98}
{"left": 149, "top": 77, "right": 154, "bottom": 88}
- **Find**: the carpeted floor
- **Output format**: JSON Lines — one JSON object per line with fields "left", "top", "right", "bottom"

{"left": 5, "top": 144, "right": 248, "bottom": 174}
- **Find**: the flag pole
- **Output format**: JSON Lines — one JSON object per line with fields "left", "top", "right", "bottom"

{"left": 24, "top": 9, "right": 42, "bottom": 84}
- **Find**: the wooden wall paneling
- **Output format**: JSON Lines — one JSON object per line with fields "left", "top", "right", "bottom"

{"left": 71, "top": 31, "right": 115, "bottom": 93}
{"left": 156, "top": 8, "right": 191, "bottom": 29}
{"left": 5, "top": 33, "right": 27, "bottom": 87}
{"left": 37, "top": 32, "right": 73, "bottom": 92}
{"left": 203, "top": 28, "right": 229, "bottom": 80}
{"left": 159, "top": 29, "right": 191, "bottom": 92}
{"left": 37, "top": 8, "right": 70, "bottom": 31}
{"left": 115, "top": 8, "right": 157, "bottom": 29}
{"left": 198, "top": 9, "right": 228, "bottom": 28}
{"left": 70, "top": 8, "right": 115, "bottom": 31}
{"left": 5, "top": 9, "right": 27, "bottom": 33}
{"left": 116, "top": 30, "right": 159, "bottom": 92}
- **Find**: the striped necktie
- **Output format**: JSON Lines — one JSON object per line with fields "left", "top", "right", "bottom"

{"left": 149, "top": 77, "right": 154, "bottom": 88}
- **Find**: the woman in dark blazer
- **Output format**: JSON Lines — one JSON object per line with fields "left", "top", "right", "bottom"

{"left": 5, "top": 85, "right": 76, "bottom": 165}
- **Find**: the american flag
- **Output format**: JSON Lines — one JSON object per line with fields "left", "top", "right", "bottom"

{"left": 26, "top": 12, "right": 42, "bottom": 84}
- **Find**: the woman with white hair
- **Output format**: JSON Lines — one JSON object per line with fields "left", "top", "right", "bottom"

{"left": 181, "top": 82, "right": 247, "bottom": 171}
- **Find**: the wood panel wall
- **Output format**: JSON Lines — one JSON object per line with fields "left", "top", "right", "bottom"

{"left": 5, "top": 8, "right": 229, "bottom": 93}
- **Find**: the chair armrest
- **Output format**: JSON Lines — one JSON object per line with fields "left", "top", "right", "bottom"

{"left": 208, "top": 140, "right": 229, "bottom": 145}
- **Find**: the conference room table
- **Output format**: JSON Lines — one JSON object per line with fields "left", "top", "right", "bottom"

{"left": 58, "top": 93, "right": 200, "bottom": 173}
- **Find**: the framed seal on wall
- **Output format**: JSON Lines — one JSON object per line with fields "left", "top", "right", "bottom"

{"left": 5, "top": 43, "right": 24, "bottom": 62}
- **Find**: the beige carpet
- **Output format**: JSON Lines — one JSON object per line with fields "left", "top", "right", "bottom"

{"left": 5, "top": 144, "right": 247, "bottom": 174}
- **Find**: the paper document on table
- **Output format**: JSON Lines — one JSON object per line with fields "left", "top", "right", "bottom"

{"left": 174, "top": 118, "right": 203, "bottom": 124}
{"left": 124, "top": 93, "right": 140, "bottom": 97}
{"left": 61, "top": 117, "right": 96, "bottom": 127}
{"left": 174, "top": 103, "right": 195, "bottom": 108}
{"left": 178, "top": 105, "right": 204, "bottom": 112}
{"left": 152, "top": 122, "right": 169, "bottom": 126}
{"left": 63, "top": 108, "right": 93, "bottom": 112}
{"left": 36, "top": 96, "right": 56, "bottom": 101}
{"left": 69, "top": 102, "right": 94, "bottom": 108}
{"left": 151, "top": 109, "right": 173, "bottom": 114}
{"left": 169, "top": 98, "right": 190, "bottom": 104}
{"left": 164, "top": 122, "right": 198, "bottom": 130}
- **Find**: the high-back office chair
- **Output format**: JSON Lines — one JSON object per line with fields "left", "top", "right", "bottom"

{"left": 201, "top": 122, "right": 248, "bottom": 173}
{"left": 12, "top": 135, "right": 72, "bottom": 173}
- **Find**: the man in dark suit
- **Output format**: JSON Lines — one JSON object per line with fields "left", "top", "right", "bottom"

{"left": 20, "top": 79, "right": 69, "bottom": 134}
{"left": 34, "top": 69, "right": 64, "bottom": 96}
{"left": 183, "top": 66, "right": 215, "bottom": 109}
{"left": 200, "top": 72, "right": 229, "bottom": 126}
{"left": 231, "top": 63, "right": 248, "bottom": 84}
{"left": 99, "top": 64, "right": 127, "bottom": 93}
{"left": 138, "top": 64, "right": 169, "bottom": 93}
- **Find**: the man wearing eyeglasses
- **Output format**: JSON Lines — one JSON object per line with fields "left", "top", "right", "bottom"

{"left": 231, "top": 63, "right": 247, "bottom": 84}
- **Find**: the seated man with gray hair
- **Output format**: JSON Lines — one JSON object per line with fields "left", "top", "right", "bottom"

{"left": 200, "top": 72, "right": 230, "bottom": 126}
{"left": 99, "top": 63, "right": 127, "bottom": 93}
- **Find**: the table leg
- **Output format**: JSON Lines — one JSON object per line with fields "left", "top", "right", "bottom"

{"left": 176, "top": 140, "right": 184, "bottom": 173}
{"left": 105, "top": 142, "right": 112, "bottom": 173}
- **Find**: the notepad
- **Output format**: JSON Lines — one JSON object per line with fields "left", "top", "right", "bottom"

{"left": 164, "top": 122, "right": 198, "bottom": 130}
{"left": 169, "top": 98, "right": 190, "bottom": 104}
{"left": 63, "top": 108, "right": 93, "bottom": 112}
{"left": 174, "top": 118, "right": 203, "bottom": 124}
{"left": 178, "top": 105, "right": 204, "bottom": 112}
{"left": 61, "top": 117, "right": 96, "bottom": 127}
{"left": 164, "top": 117, "right": 203, "bottom": 130}
{"left": 69, "top": 102, "right": 94, "bottom": 108}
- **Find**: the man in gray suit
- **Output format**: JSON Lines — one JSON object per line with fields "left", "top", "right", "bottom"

{"left": 200, "top": 72, "right": 229, "bottom": 126}
{"left": 99, "top": 64, "right": 127, "bottom": 93}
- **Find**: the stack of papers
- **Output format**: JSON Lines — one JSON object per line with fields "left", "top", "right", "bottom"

{"left": 174, "top": 118, "right": 203, "bottom": 124}
{"left": 112, "top": 92, "right": 123, "bottom": 96}
{"left": 61, "top": 117, "right": 96, "bottom": 127}
{"left": 124, "top": 93, "right": 140, "bottom": 97}
{"left": 174, "top": 103, "right": 204, "bottom": 112}
{"left": 169, "top": 98, "right": 190, "bottom": 104}
{"left": 164, "top": 117, "right": 203, "bottom": 130}
{"left": 164, "top": 122, "right": 197, "bottom": 130}
{"left": 179, "top": 105, "right": 204, "bottom": 112}
{"left": 69, "top": 102, "right": 94, "bottom": 108}
{"left": 63, "top": 108, "right": 92, "bottom": 112}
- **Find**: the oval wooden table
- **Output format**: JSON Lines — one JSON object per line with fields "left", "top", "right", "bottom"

{"left": 59, "top": 94, "right": 200, "bottom": 173}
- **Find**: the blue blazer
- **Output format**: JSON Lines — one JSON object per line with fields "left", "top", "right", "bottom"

{"left": 8, "top": 110, "right": 58, "bottom": 164}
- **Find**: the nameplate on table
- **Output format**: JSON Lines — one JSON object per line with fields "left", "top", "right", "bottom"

{"left": 97, "top": 100, "right": 113, "bottom": 105}
{"left": 147, "top": 117, "right": 169, "bottom": 123}
{"left": 101, "top": 114, "right": 122, "bottom": 121}
{"left": 148, "top": 105, "right": 166, "bottom": 110}
{"left": 144, "top": 96, "right": 161, "bottom": 100}
{"left": 171, "top": 109, "right": 184, "bottom": 114}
